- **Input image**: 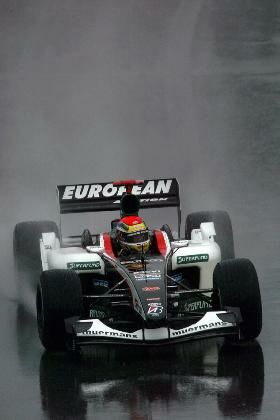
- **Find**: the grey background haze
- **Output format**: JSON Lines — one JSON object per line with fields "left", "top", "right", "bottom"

{"left": 0, "top": 0, "right": 279, "bottom": 308}
{"left": 1, "top": 0, "right": 203, "bottom": 296}
{"left": 1, "top": 0, "right": 279, "bottom": 295}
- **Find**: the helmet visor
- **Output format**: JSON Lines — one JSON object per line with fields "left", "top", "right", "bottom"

{"left": 119, "top": 230, "right": 149, "bottom": 244}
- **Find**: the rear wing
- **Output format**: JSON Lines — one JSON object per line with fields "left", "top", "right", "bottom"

{"left": 57, "top": 178, "right": 181, "bottom": 236}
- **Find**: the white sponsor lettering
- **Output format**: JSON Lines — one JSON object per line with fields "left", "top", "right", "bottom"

{"left": 185, "top": 300, "right": 211, "bottom": 311}
{"left": 155, "top": 179, "right": 172, "bottom": 194}
{"left": 121, "top": 258, "right": 163, "bottom": 265}
{"left": 131, "top": 185, "right": 142, "bottom": 195}
{"left": 63, "top": 185, "right": 75, "bottom": 199}
{"left": 139, "top": 198, "right": 168, "bottom": 203}
{"left": 75, "top": 185, "right": 90, "bottom": 199}
{"left": 117, "top": 186, "right": 127, "bottom": 196}
{"left": 114, "top": 197, "right": 169, "bottom": 204}
{"left": 141, "top": 181, "right": 155, "bottom": 195}
{"left": 62, "top": 180, "right": 173, "bottom": 201}
{"left": 84, "top": 330, "right": 139, "bottom": 339}
{"left": 171, "top": 321, "right": 228, "bottom": 337}
{"left": 88, "top": 184, "right": 103, "bottom": 198}
{"left": 103, "top": 184, "right": 118, "bottom": 197}
{"left": 67, "top": 261, "right": 101, "bottom": 270}
{"left": 134, "top": 270, "right": 161, "bottom": 281}
{"left": 177, "top": 254, "right": 209, "bottom": 265}
{"left": 89, "top": 309, "right": 106, "bottom": 318}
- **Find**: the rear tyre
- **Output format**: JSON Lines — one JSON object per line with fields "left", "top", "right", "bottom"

{"left": 14, "top": 221, "right": 59, "bottom": 311}
{"left": 213, "top": 258, "right": 262, "bottom": 340}
{"left": 14, "top": 220, "right": 59, "bottom": 268}
{"left": 185, "top": 210, "right": 234, "bottom": 260}
{"left": 37, "top": 269, "right": 82, "bottom": 351}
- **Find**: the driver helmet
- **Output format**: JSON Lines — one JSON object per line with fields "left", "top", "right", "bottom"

{"left": 116, "top": 216, "right": 150, "bottom": 253}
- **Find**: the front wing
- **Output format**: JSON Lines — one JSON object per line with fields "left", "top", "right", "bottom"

{"left": 66, "top": 311, "right": 240, "bottom": 346}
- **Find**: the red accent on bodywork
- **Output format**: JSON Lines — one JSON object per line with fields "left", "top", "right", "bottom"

{"left": 113, "top": 179, "right": 144, "bottom": 186}
{"left": 103, "top": 233, "right": 116, "bottom": 258}
{"left": 154, "top": 230, "right": 167, "bottom": 257}
{"left": 112, "top": 179, "right": 144, "bottom": 194}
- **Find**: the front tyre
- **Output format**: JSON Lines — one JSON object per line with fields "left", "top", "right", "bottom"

{"left": 213, "top": 258, "right": 262, "bottom": 340}
{"left": 37, "top": 270, "right": 82, "bottom": 351}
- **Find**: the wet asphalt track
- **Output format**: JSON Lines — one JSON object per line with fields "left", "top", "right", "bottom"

{"left": 1, "top": 1, "right": 280, "bottom": 419}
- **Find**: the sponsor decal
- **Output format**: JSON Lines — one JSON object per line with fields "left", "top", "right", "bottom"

{"left": 142, "top": 286, "right": 160, "bottom": 292}
{"left": 171, "top": 321, "right": 228, "bottom": 337}
{"left": 147, "top": 302, "right": 163, "bottom": 316}
{"left": 120, "top": 258, "right": 163, "bottom": 265}
{"left": 146, "top": 297, "right": 161, "bottom": 301}
{"left": 89, "top": 309, "right": 107, "bottom": 318}
{"left": 93, "top": 279, "right": 108, "bottom": 288}
{"left": 170, "top": 272, "right": 184, "bottom": 283}
{"left": 62, "top": 180, "right": 173, "bottom": 200}
{"left": 184, "top": 300, "right": 211, "bottom": 312}
{"left": 114, "top": 197, "right": 168, "bottom": 204}
{"left": 67, "top": 261, "right": 101, "bottom": 270}
{"left": 83, "top": 330, "right": 139, "bottom": 339}
{"left": 133, "top": 270, "right": 161, "bottom": 281}
{"left": 177, "top": 254, "right": 209, "bottom": 265}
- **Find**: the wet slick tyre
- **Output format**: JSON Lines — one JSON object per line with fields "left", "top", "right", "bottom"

{"left": 37, "top": 270, "right": 82, "bottom": 351}
{"left": 14, "top": 221, "right": 59, "bottom": 311}
{"left": 13, "top": 220, "right": 59, "bottom": 278}
{"left": 185, "top": 211, "right": 234, "bottom": 260}
{"left": 14, "top": 220, "right": 59, "bottom": 269}
{"left": 213, "top": 258, "right": 262, "bottom": 340}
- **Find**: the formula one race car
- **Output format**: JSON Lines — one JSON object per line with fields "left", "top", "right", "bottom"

{"left": 13, "top": 178, "right": 262, "bottom": 352}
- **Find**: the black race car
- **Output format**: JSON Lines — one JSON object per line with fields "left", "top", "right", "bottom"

{"left": 13, "top": 178, "right": 262, "bottom": 351}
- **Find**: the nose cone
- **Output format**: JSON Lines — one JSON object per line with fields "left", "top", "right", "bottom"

{"left": 129, "top": 257, "right": 167, "bottom": 323}
{"left": 145, "top": 302, "right": 166, "bottom": 322}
